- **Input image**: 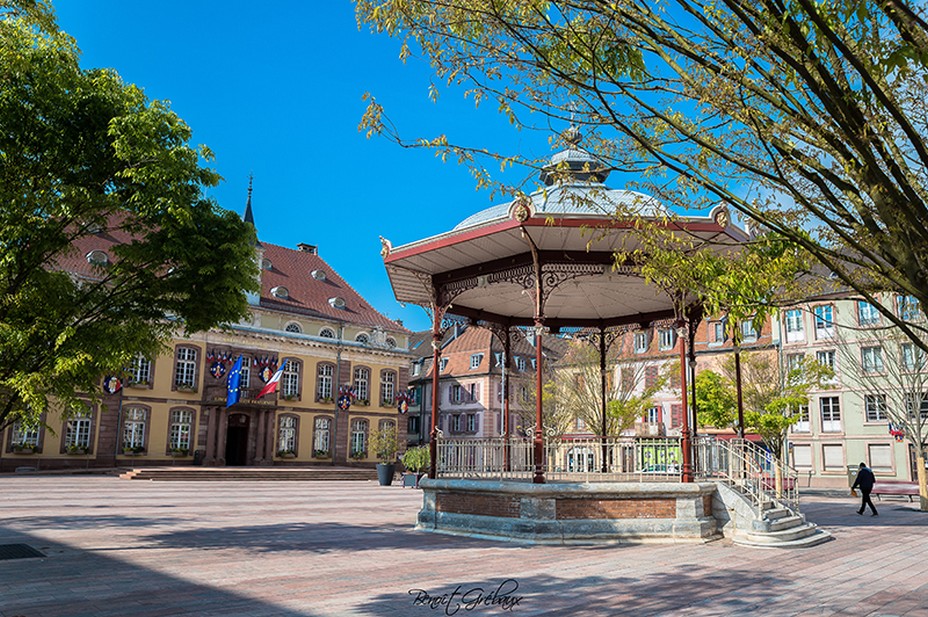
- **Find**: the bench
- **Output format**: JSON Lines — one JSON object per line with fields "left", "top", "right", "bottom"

{"left": 871, "top": 481, "right": 919, "bottom": 502}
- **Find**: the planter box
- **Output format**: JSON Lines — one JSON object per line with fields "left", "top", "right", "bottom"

{"left": 12, "top": 447, "right": 35, "bottom": 455}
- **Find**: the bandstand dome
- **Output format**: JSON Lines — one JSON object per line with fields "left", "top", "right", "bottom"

{"left": 381, "top": 128, "right": 748, "bottom": 330}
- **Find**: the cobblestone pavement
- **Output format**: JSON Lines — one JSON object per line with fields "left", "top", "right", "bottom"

{"left": 0, "top": 475, "right": 925, "bottom": 617}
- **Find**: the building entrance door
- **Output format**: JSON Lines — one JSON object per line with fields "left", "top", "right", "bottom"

{"left": 225, "top": 413, "right": 250, "bottom": 466}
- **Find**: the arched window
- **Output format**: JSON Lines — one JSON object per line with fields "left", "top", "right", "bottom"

{"left": 285, "top": 322, "right": 302, "bottom": 333}
{"left": 281, "top": 360, "right": 301, "bottom": 398}
{"left": 380, "top": 370, "right": 397, "bottom": 406}
{"left": 385, "top": 336, "right": 397, "bottom": 349}
{"left": 355, "top": 332, "right": 370, "bottom": 345}
{"left": 317, "top": 363, "right": 334, "bottom": 401}
{"left": 354, "top": 366, "right": 370, "bottom": 403}
{"left": 319, "top": 327, "right": 336, "bottom": 339}
{"left": 350, "top": 419, "right": 368, "bottom": 458}
{"left": 277, "top": 415, "right": 298, "bottom": 455}
{"left": 313, "top": 417, "right": 331, "bottom": 456}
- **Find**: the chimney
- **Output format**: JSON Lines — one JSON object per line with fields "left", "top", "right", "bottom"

{"left": 297, "top": 243, "right": 317, "bottom": 254}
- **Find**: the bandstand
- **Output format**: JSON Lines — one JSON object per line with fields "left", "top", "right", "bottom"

{"left": 380, "top": 131, "right": 830, "bottom": 547}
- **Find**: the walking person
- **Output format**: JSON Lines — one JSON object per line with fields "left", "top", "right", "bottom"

{"left": 852, "top": 462, "right": 878, "bottom": 516}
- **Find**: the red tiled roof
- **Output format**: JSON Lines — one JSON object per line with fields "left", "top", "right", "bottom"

{"left": 259, "top": 243, "right": 407, "bottom": 332}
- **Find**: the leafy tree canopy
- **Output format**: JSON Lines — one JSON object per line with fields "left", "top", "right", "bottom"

{"left": 0, "top": 2, "right": 259, "bottom": 428}
{"left": 356, "top": 0, "right": 928, "bottom": 349}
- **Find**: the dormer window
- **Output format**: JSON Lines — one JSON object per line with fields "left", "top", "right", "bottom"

{"left": 311, "top": 269, "right": 327, "bottom": 281}
{"left": 329, "top": 297, "right": 346, "bottom": 309}
{"left": 319, "top": 327, "right": 336, "bottom": 339}
{"left": 271, "top": 286, "right": 289, "bottom": 299}
{"left": 86, "top": 250, "right": 109, "bottom": 266}
{"left": 284, "top": 322, "right": 302, "bottom": 333}
{"left": 385, "top": 337, "right": 397, "bottom": 349}
{"left": 440, "top": 358, "right": 449, "bottom": 373}
{"left": 261, "top": 258, "right": 273, "bottom": 270}
{"left": 470, "top": 354, "right": 483, "bottom": 369}
{"left": 356, "top": 333, "right": 370, "bottom": 344}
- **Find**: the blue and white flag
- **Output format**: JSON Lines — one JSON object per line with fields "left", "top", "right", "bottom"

{"left": 226, "top": 355, "right": 244, "bottom": 408}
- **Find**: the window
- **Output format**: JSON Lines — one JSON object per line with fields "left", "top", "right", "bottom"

{"left": 711, "top": 321, "right": 725, "bottom": 344}
{"left": 620, "top": 367, "right": 634, "bottom": 390}
{"left": 408, "top": 388, "right": 419, "bottom": 405}
{"left": 380, "top": 370, "right": 396, "bottom": 406}
{"left": 86, "top": 249, "right": 109, "bottom": 265}
{"left": 515, "top": 356, "right": 526, "bottom": 371}
{"left": 278, "top": 416, "right": 297, "bottom": 454}
{"left": 122, "top": 407, "right": 147, "bottom": 450}
{"left": 897, "top": 294, "right": 920, "bottom": 321}
{"left": 240, "top": 358, "right": 251, "bottom": 390}
{"left": 385, "top": 337, "right": 397, "bottom": 349}
{"left": 11, "top": 422, "right": 39, "bottom": 448}
{"left": 168, "top": 409, "right": 193, "bottom": 451}
{"left": 792, "top": 444, "right": 813, "bottom": 469}
{"left": 494, "top": 352, "right": 503, "bottom": 367}
{"left": 861, "top": 346, "right": 884, "bottom": 374}
{"left": 820, "top": 397, "right": 841, "bottom": 432}
{"left": 469, "top": 383, "right": 477, "bottom": 403}
{"left": 470, "top": 354, "right": 483, "bottom": 369}
{"left": 285, "top": 322, "right": 302, "bottom": 333}
{"left": 868, "top": 444, "right": 893, "bottom": 472}
{"left": 865, "top": 394, "right": 888, "bottom": 422}
{"left": 813, "top": 304, "right": 834, "bottom": 338}
{"left": 412, "top": 362, "right": 421, "bottom": 377}
{"left": 354, "top": 367, "right": 370, "bottom": 402}
{"left": 822, "top": 444, "right": 845, "bottom": 471}
{"left": 350, "top": 419, "right": 368, "bottom": 457}
{"left": 858, "top": 302, "right": 880, "bottom": 326}
{"left": 317, "top": 363, "right": 334, "bottom": 400}
{"left": 791, "top": 404, "right": 810, "bottom": 432}
{"left": 647, "top": 406, "right": 661, "bottom": 423}
{"left": 281, "top": 360, "right": 301, "bottom": 398}
{"left": 356, "top": 333, "right": 370, "bottom": 344}
{"left": 634, "top": 332, "right": 648, "bottom": 353}
{"left": 467, "top": 414, "right": 476, "bottom": 433}
{"left": 271, "top": 286, "right": 289, "bottom": 299}
{"left": 127, "top": 353, "right": 151, "bottom": 385}
{"left": 65, "top": 412, "right": 93, "bottom": 451}
{"left": 901, "top": 343, "right": 926, "bottom": 372}
{"left": 784, "top": 309, "right": 804, "bottom": 342}
{"left": 519, "top": 386, "right": 528, "bottom": 403}
{"left": 644, "top": 365, "right": 659, "bottom": 389}
{"left": 785, "top": 353, "right": 804, "bottom": 374}
{"left": 174, "top": 347, "right": 198, "bottom": 389}
{"left": 451, "top": 384, "right": 463, "bottom": 404}
{"left": 904, "top": 392, "right": 928, "bottom": 420}
{"left": 740, "top": 319, "right": 758, "bottom": 342}
{"left": 815, "top": 350, "right": 836, "bottom": 376}
{"left": 313, "top": 417, "right": 331, "bottom": 454}
{"left": 658, "top": 328, "right": 676, "bottom": 351}
{"left": 440, "top": 358, "right": 449, "bottom": 373}
{"left": 319, "top": 327, "right": 336, "bottom": 339}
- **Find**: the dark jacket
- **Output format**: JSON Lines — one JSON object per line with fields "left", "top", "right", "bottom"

{"left": 853, "top": 466, "right": 876, "bottom": 491}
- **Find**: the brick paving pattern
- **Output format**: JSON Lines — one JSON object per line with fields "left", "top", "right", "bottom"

{"left": 0, "top": 476, "right": 925, "bottom": 616}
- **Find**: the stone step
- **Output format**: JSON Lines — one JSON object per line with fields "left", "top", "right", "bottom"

{"left": 767, "top": 514, "right": 805, "bottom": 532}
{"left": 734, "top": 525, "right": 833, "bottom": 549}
{"left": 764, "top": 507, "right": 791, "bottom": 521}
{"left": 740, "top": 522, "right": 827, "bottom": 545}
{"left": 120, "top": 466, "right": 380, "bottom": 481}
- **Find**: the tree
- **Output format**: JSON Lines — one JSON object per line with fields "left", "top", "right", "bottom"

{"left": 699, "top": 351, "right": 831, "bottom": 458}
{"left": 356, "top": 0, "right": 928, "bottom": 352}
{"left": 550, "top": 338, "right": 664, "bottom": 436}
{"left": 0, "top": 4, "right": 259, "bottom": 429}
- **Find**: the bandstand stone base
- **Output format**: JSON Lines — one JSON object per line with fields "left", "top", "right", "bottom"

{"left": 417, "top": 479, "right": 721, "bottom": 545}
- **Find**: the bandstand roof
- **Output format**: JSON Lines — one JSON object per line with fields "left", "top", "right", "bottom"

{"left": 382, "top": 134, "right": 750, "bottom": 330}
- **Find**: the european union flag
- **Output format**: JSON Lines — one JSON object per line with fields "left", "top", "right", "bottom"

{"left": 226, "top": 355, "right": 244, "bottom": 408}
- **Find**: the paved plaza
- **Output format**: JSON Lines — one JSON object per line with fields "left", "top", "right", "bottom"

{"left": 0, "top": 475, "right": 925, "bottom": 617}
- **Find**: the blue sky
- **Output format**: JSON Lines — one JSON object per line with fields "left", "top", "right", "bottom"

{"left": 55, "top": 1, "right": 563, "bottom": 332}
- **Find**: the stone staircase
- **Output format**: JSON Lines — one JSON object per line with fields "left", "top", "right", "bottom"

{"left": 119, "top": 466, "right": 379, "bottom": 482}
{"left": 731, "top": 501, "right": 832, "bottom": 548}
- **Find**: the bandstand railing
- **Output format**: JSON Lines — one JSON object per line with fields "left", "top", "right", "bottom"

{"left": 435, "top": 435, "right": 800, "bottom": 513}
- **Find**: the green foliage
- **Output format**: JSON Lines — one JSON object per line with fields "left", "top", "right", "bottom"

{"left": 400, "top": 445, "right": 430, "bottom": 473}
{"left": 695, "top": 370, "right": 736, "bottom": 430}
{"left": 369, "top": 424, "right": 400, "bottom": 463}
{"left": 0, "top": 5, "right": 259, "bottom": 428}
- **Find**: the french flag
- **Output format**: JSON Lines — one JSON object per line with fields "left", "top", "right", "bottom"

{"left": 257, "top": 360, "right": 288, "bottom": 398}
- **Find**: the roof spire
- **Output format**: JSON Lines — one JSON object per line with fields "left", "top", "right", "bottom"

{"left": 243, "top": 174, "right": 255, "bottom": 226}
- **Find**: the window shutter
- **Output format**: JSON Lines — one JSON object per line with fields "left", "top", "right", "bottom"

{"left": 645, "top": 366, "right": 658, "bottom": 388}
{"left": 671, "top": 404, "right": 683, "bottom": 428}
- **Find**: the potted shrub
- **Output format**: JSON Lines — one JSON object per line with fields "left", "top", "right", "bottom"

{"left": 175, "top": 384, "right": 197, "bottom": 393}
{"left": 350, "top": 449, "right": 366, "bottom": 461}
{"left": 277, "top": 449, "right": 296, "bottom": 459}
{"left": 356, "top": 398, "right": 370, "bottom": 407}
{"left": 313, "top": 449, "right": 331, "bottom": 459}
{"left": 369, "top": 424, "right": 400, "bottom": 486}
{"left": 401, "top": 445, "right": 430, "bottom": 487}
{"left": 170, "top": 447, "right": 189, "bottom": 457}
{"left": 66, "top": 444, "right": 89, "bottom": 455}
{"left": 122, "top": 445, "right": 145, "bottom": 456}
